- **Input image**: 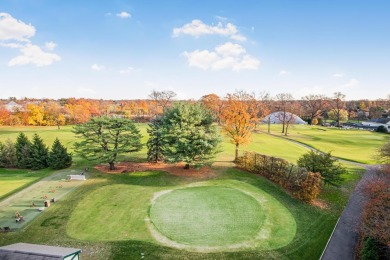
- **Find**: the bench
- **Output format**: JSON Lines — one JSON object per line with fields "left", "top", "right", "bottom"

{"left": 67, "top": 175, "right": 86, "bottom": 181}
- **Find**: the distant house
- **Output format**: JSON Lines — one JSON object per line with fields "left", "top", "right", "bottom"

{"left": 262, "top": 111, "right": 308, "bottom": 125}
{"left": 5, "top": 101, "right": 22, "bottom": 112}
{"left": 361, "top": 118, "right": 390, "bottom": 130}
{"left": 0, "top": 243, "right": 81, "bottom": 260}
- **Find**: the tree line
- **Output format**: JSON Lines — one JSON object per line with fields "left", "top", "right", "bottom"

{"left": 1, "top": 91, "right": 389, "bottom": 127}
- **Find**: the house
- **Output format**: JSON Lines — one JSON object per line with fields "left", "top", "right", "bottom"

{"left": 0, "top": 243, "right": 81, "bottom": 260}
{"left": 5, "top": 101, "right": 22, "bottom": 112}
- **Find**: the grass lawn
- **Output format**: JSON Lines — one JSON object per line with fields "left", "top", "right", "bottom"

{"left": 0, "top": 168, "right": 53, "bottom": 200}
{"left": 258, "top": 124, "right": 388, "bottom": 164}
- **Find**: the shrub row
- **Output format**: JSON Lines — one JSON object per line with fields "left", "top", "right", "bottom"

{"left": 236, "top": 151, "right": 322, "bottom": 202}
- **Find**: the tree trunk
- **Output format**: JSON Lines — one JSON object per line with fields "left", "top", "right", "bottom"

{"left": 285, "top": 123, "right": 289, "bottom": 136}
{"left": 109, "top": 162, "right": 115, "bottom": 170}
{"left": 268, "top": 117, "right": 271, "bottom": 133}
{"left": 235, "top": 143, "right": 239, "bottom": 162}
{"left": 184, "top": 163, "right": 190, "bottom": 169}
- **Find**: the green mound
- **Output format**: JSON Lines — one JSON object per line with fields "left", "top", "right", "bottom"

{"left": 149, "top": 186, "right": 265, "bottom": 247}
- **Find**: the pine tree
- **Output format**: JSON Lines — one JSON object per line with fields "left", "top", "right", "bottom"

{"left": 48, "top": 138, "right": 72, "bottom": 169}
{"left": 30, "top": 133, "right": 49, "bottom": 170}
{"left": 146, "top": 118, "right": 165, "bottom": 163}
{"left": 15, "top": 132, "right": 32, "bottom": 169}
{"left": 0, "top": 139, "right": 17, "bottom": 168}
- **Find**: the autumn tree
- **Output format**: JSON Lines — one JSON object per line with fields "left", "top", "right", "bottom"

{"left": 27, "top": 103, "right": 46, "bottom": 126}
{"left": 15, "top": 133, "right": 32, "bottom": 168}
{"left": 302, "top": 94, "right": 327, "bottom": 124}
{"left": 220, "top": 91, "right": 257, "bottom": 161}
{"left": 45, "top": 101, "right": 66, "bottom": 129}
{"left": 378, "top": 140, "right": 390, "bottom": 163}
{"left": 297, "top": 151, "right": 345, "bottom": 186}
{"left": 160, "top": 102, "right": 221, "bottom": 169}
{"left": 73, "top": 117, "right": 142, "bottom": 170}
{"left": 327, "top": 92, "right": 346, "bottom": 127}
{"left": 200, "top": 93, "right": 224, "bottom": 124}
{"left": 48, "top": 138, "right": 72, "bottom": 169}
{"left": 0, "top": 106, "right": 11, "bottom": 125}
{"left": 328, "top": 109, "right": 348, "bottom": 123}
{"left": 146, "top": 117, "right": 165, "bottom": 163}
{"left": 30, "top": 134, "right": 49, "bottom": 170}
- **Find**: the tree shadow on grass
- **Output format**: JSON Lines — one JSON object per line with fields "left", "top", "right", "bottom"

{"left": 106, "top": 171, "right": 188, "bottom": 187}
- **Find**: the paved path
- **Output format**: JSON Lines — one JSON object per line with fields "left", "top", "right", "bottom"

{"left": 321, "top": 165, "right": 379, "bottom": 260}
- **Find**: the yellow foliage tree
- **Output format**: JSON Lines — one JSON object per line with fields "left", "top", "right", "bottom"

{"left": 27, "top": 103, "right": 46, "bottom": 126}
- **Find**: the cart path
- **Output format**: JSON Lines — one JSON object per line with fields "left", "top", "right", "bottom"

{"left": 321, "top": 165, "right": 379, "bottom": 260}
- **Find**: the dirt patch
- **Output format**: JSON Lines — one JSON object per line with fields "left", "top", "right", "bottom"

{"left": 311, "top": 199, "right": 330, "bottom": 210}
{"left": 94, "top": 162, "right": 217, "bottom": 179}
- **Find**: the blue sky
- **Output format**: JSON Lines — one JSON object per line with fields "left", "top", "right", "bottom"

{"left": 0, "top": 0, "right": 389, "bottom": 100}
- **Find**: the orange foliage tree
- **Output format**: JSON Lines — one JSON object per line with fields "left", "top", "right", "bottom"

{"left": 200, "top": 93, "right": 224, "bottom": 124}
{"left": 0, "top": 106, "right": 11, "bottom": 125}
{"left": 220, "top": 91, "right": 257, "bottom": 161}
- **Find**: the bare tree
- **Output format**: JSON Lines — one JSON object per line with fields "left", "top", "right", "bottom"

{"left": 148, "top": 90, "right": 177, "bottom": 117}
{"left": 302, "top": 94, "right": 327, "bottom": 124}
{"left": 275, "top": 93, "right": 293, "bottom": 133}
{"left": 327, "top": 92, "right": 346, "bottom": 127}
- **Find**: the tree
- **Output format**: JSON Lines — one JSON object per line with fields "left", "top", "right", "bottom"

{"left": 160, "top": 102, "right": 221, "bottom": 169}
{"left": 0, "top": 106, "right": 11, "bottom": 125}
{"left": 30, "top": 133, "right": 49, "bottom": 170}
{"left": 378, "top": 140, "right": 390, "bottom": 163}
{"left": 0, "top": 139, "right": 16, "bottom": 168}
{"left": 220, "top": 91, "right": 257, "bottom": 161}
{"left": 327, "top": 92, "right": 346, "bottom": 127}
{"left": 27, "top": 103, "right": 46, "bottom": 126}
{"left": 200, "top": 93, "right": 224, "bottom": 124}
{"left": 73, "top": 117, "right": 142, "bottom": 170}
{"left": 312, "top": 118, "right": 318, "bottom": 125}
{"left": 148, "top": 90, "right": 177, "bottom": 116}
{"left": 297, "top": 151, "right": 345, "bottom": 186}
{"left": 275, "top": 93, "right": 294, "bottom": 133}
{"left": 45, "top": 101, "right": 66, "bottom": 129}
{"left": 302, "top": 94, "right": 327, "bottom": 124}
{"left": 48, "top": 138, "right": 72, "bottom": 169}
{"left": 15, "top": 132, "right": 32, "bottom": 168}
{"left": 146, "top": 117, "right": 165, "bottom": 163}
{"left": 327, "top": 108, "right": 348, "bottom": 123}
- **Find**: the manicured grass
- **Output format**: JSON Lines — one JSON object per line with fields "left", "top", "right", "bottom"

{"left": 0, "top": 168, "right": 52, "bottom": 200}
{"left": 258, "top": 124, "right": 388, "bottom": 164}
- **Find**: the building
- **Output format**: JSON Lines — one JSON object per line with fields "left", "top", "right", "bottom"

{"left": 361, "top": 118, "right": 390, "bottom": 130}
{"left": 5, "top": 101, "right": 22, "bottom": 112}
{"left": 0, "top": 243, "right": 81, "bottom": 260}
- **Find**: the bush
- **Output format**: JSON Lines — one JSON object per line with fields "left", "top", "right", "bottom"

{"left": 361, "top": 237, "right": 380, "bottom": 260}
{"left": 236, "top": 152, "right": 322, "bottom": 202}
{"left": 376, "top": 125, "right": 389, "bottom": 133}
{"left": 0, "top": 139, "right": 16, "bottom": 168}
{"left": 30, "top": 134, "right": 49, "bottom": 170}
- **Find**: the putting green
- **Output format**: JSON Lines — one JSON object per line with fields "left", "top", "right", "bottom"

{"left": 148, "top": 181, "right": 296, "bottom": 251}
{"left": 150, "top": 186, "right": 265, "bottom": 247}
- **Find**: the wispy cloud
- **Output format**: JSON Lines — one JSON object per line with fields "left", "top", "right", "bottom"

{"left": 279, "top": 70, "right": 291, "bottom": 76}
{"left": 342, "top": 78, "right": 359, "bottom": 88}
{"left": 44, "top": 41, "right": 57, "bottom": 51}
{"left": 119, "top": 66, "right": 135, "bottom": 74}
{"left": 332, "top": 73, "right": 344, "bottom": 78}
{"left": 91, "top": 64, "right": 105, "bottom": 71}
{"left": 116, "top": 12, "right": 131, "bottom": 19}
{"left": 172, "top": 19, "right": 246, "bottom": 42}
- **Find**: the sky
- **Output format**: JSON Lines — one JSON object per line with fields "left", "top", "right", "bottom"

{"left": 0, "top": 0, "right": 389, "bottom": 100}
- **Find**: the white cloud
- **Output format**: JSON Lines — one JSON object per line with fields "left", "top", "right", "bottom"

{"left": 332, "top": 73, "right": 344, "bottom": 78}
{"left": 119, "top": 66, "right": 135, "bottom": 74}
{"left": 91, "top": 64, "right": 105, "bottom": 71}
{"left": 279, "top": 70, "right": 291, "bottom": 76}
{"left": 116, "top": 12, "right": 131, "bottom": 18}
{"left": 0, "top": 13, "right": 61, "bottom": 67}
{"left": 8, "top": 43, "right": 61, "bottom": 67}
{"left": 183, "top": 42, "right": 260, "bottom": 71}
{"left": 0, "top": 13, "right": 35, "bottom": 41}
{"left": 172, "top": 19, "right": 246, "bottom": 42}
{"left": 44, "top": 41, "right": 57, "bottom": 51}
{"left": 342, "top": 78, "right": 359, "bottom": 88}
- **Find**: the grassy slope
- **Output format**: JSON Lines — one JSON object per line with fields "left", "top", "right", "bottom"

{"left": 258, "top": 124, "right": 388, "bottom": 164}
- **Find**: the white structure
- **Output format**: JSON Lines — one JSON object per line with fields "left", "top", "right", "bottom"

{"left": 0, "top": 243, "right": 81, "bottom": 260}
{"left": 262, "top": 111, "right": 307, "bottom": 125}
{"left": 67, "top": 175, "right": 86, "bottom": 181}
{"left": 5, "top": 101, "right": 22, "bottom": 112}
{"left": 361, "top": 118, "right": 390, "bottom": 130}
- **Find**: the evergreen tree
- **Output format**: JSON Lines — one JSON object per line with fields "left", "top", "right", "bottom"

{"left": 160, "top": 103, "right": 221, "bottom": 169}
{"left": 30, "top": 133, "right": 49, "bottom": 170}
{"left": 48, "top": 138, "right": 72, "bottom": 169}
{"left": 15, "top": 132, "right": 32, "bottom": 168}
{"left": 73, "top": 117, "right": 142, "bottom": 170}
{"left": 0, "top": 139, "right": 17, "bottom": 168}
{"left": 146, "top": 117, "right": 165, "bottom": 163}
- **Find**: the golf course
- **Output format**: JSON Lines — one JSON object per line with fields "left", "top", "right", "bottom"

{"left": 0, "top": 124, "right": 387, "bottom": 259}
